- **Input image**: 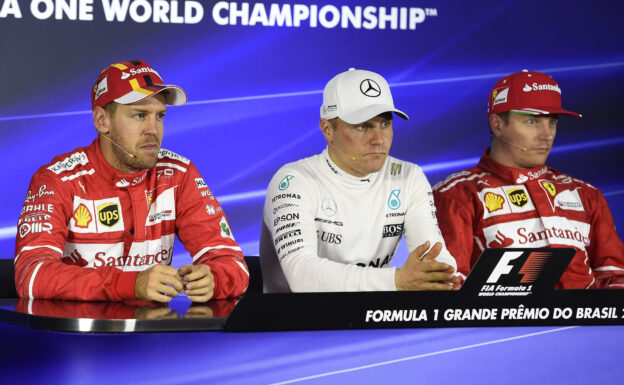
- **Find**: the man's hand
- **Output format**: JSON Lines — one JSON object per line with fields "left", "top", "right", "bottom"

{"left": 395, "top": 241, "right": 459, "bottom": 291}
{"left": 179, "top": 264, "right": 215, "bottom": 303}
{"left": 135, "top": 264, "right": 184, "bottom": 303}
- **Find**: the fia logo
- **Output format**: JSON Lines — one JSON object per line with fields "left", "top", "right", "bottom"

{"left": 387, "top": 189, "right": 401, "bottom": 210}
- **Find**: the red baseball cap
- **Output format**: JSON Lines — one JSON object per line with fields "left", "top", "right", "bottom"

{"left": 91, "top": 59, "right": 187, "bottom": 109}
{"left": 487, "top": 70, "right": 581, "bottom": 118}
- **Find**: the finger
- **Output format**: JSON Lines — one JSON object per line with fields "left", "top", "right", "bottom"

{"left": 158, "top": 273, "right": 184, "bottom": 292}
{"left": 186, "top": 280, "right": 214, "bottom": 296}
{"left": 153, "top": 264, "right": 180, "bottom": 276}
{"left": 152, "top": 279, "right": 181, "bottom": 298}
{"left": 419, "top": 271, "right": 456, "bottom": 283}
{"left": 183, "top": 266, "right": 212, "bottom": 283}
{"left": 178, "top": 264, "right": 193, "bottom": 276}
{"left": 421, "top": 242, "right": 443, "bottom": 262}
{"left": 187, "top": 292, "right": 214, "bottom": 303}
{"left": 407, "top": 241, "right": 431, "bottom": 261}
{"left": 146, "top": 289, "right": 173, "bottom": 303}
{"left": 185, "top": 274, "right": 213, "bottom": 291}
{"left": 416, "top": 261, "right": 451, "bottom": 273}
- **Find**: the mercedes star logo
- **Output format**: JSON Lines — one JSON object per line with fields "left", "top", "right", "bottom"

{"left": 321, "top": 198, "right": 337, "bottom": 217}
{"left": 360, "top": 79, "right": 381, "bottom": 97}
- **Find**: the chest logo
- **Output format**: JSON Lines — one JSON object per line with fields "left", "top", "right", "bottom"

{"left": 484, "top": 192, "right": 505, "bottom": 213}
{"left": 387, "top": 189, "right": 401, "bottom": 210}
{"left": 98, "top": 203, "right": 120, "bottom": 227}
{"left": 279, "top": 175, "right": 295, "bottom": 191}
{"left": 73, "top": 204, "right": 92, "bottom": 228}
{"left": 541, "top": 181, "right": 556, "bottom": 197}
{"left": 321, "top": 198, "right": 337, "bottom": 217}
{"left": 507, "top": 189, "right": 528, "bottom": 207}
{"left": 390, "top": 163, "right": 402, "bottom": 176}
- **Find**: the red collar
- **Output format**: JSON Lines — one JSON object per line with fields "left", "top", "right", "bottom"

{"left": 477, "top": 148, "right": 556, "bottom": 184}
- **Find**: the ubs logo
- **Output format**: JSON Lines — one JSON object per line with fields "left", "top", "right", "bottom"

{"left": 98, "top": 203, "right": 120, "bottom": 227}
{"left": 507, "top": 188, "right": 528, "bottom": 207}
{"left": 360, "top": 79, "right": 381, "bottom": 97}
{"left": 318, "top": 231, "right": 342, "bottom": 244}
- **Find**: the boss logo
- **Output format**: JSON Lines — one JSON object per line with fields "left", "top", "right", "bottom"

{"left": 382, "top": 224, "right": 403, "bottom": 238}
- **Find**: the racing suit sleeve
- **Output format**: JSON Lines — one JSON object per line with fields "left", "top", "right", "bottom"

{"left": 261, "top": 167, "right": 396, "bottom": 292}
{"left": 585, "top": 189, "right": 624, "bottom": 288}
{"left": 403, "top": 167, "right": 457, "bottom": 272}
{"left": 432, "top": 181, "right": 477, "bottom": 282}
{"left": 14, "top": 171, "right": 138, "bottom": 301}
{"left": 175, "top": 163, "right": 249, "bottom": 299}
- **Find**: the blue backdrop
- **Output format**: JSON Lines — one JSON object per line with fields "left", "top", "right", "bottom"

{"left": 1, "top": 0, "right": 623, "bottom": 265}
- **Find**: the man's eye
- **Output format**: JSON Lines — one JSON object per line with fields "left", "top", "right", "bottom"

{"left": 157, "top": 114, "right": 166, "bottom": 120}
{"left": 356, "top": 125, "right": 367, "bottom": 131}
{"left": 134, "top": 113, "right": 145, "bottom": 119}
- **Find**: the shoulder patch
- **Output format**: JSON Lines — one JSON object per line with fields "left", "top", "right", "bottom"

{"left": 389, "top": 162, "right": 403, "bottom": 176}
{"left": 158, "top": 148, "right": 190, "bottom": 165}
{"left": 552, "top": 173, "right": 596, "bottom": 190}
{"left": 47, "top": 152, "right": 89, "bottom": 175}
{"left": 433, "top": 170, "right": 472, "bottom": 191}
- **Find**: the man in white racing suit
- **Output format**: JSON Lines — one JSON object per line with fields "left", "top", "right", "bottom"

{"left": 260, "top": 69, "right": 458, "bottom": 292}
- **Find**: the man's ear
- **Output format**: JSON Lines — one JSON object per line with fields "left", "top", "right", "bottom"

{"left": 489, "top": 114, "right": 504, "bottom": 137}
{"left": 319, "top": 118, "right": 333, "bottom": 142}
{"left": 93, "top": 106, "right": 110, "bottom": 135}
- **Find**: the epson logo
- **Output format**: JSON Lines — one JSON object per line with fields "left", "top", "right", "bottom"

{"left": 382, "top": 223, "right": 403, "bottom": 238}
{"left": 274, "top": 212, "right": 300, "bottom": 226}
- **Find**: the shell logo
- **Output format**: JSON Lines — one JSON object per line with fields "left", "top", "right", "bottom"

{"left": 73, "top": 204, "right": 92, "bottom": 228}
{"left": 484, "top": 192, "right": 505, "bottom": 213}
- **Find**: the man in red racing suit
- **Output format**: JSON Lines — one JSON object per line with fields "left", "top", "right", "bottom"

{"left": 433, "top": 70, "right": 624, "bottom": 289}
{"left": 14, "top": 59, "right": 248, "bottom": 302}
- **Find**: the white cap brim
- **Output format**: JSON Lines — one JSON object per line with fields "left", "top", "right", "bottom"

{"left": 115, "top": 85, "right": 187, "bottom": 106}
{"left": 340, "top": 104, "right": 409, "bottom": 124}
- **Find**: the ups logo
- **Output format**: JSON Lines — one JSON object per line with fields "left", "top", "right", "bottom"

{"left": 98, "top": 203, "right": 120, "bottom": 227}
{"left": 507, "top": 189, "right": 528, "bottom": 207}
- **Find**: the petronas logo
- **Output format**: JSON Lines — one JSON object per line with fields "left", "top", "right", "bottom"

{"left": 279, "top": 175, "right": 294, "bottom": 191}
{"left": 388, "top": 189, "right": 401, "bottom": 210}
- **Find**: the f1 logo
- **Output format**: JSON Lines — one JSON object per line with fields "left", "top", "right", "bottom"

{"left": 486, "top": 251, "right": 522, "bottom": 283}
{"left": 486, "top": 251, "right": 550, "bottom": 284}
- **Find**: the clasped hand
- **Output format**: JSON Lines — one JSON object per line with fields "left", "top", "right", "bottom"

{"left": 395, "top": 241, "right": 460, "bottom": 291}
{"left": 135, "top": 264, "right": 215, "bottom": 303}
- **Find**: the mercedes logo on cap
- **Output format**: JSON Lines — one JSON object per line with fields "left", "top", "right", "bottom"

{"left": 360, "top": 79, "right": 381, "bottom": 97}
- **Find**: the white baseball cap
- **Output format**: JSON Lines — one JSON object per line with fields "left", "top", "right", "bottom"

{"left": 320, "top": 68, "right": 409, "bottom": 124}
